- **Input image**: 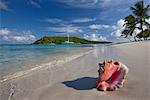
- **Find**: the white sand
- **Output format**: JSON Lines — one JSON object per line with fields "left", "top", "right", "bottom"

{"left": 0, "top": 41, "right": 150, "bottom": 100}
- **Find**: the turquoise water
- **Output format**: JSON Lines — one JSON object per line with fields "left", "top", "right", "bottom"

{"left": 0, "top": 44, "right": 93, "bottom": 79}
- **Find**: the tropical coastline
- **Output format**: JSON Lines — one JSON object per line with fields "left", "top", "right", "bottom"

{"left": 0, "top": 41, "right": 149, "bottom": 100}
{"left": 0, "top": 44, "right": 94, "bottom": 81}
{"left": 0, "top": 0, "right": 150, "bottom": 100}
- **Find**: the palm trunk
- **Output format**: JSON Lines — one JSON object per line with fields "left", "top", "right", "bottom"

{"left": 134, "top": 36, "right": 137, "bottom": 41}
{"left": 141, "top": 21, "right": 144, "bottom": 33}
{"left": 140, "top": 19, "right": 144, "bottom": 41}
{"left": 134, "top": 33, "right": 137, "bottom": 41}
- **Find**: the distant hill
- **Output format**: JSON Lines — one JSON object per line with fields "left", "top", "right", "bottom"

{"left": 33, "top": 36, "right": 112, "bottom": 44}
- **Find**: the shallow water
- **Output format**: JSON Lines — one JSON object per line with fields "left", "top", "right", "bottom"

{"left": 0, "top": 44, "right": 94, "bottom": 80}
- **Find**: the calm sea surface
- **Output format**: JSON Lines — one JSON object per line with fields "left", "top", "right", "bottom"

{"left": 0, "top": 44, "right": 93, "bottom": 80}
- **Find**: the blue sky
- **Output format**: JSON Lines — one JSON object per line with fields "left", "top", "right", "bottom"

{"left": 0, "top": 0, "right": 150, "bottom": 43}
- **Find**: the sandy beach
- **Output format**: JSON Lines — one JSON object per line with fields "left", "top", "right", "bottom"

{"left": 0, "top": 41, "right": 150, "bottom": 100}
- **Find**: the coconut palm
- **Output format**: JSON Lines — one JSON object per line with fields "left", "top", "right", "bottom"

{"left": 121, "top": 15, "right": 136, "bottom": 41}
{"left": 131, "top": 1, "right": 150, "bottom": 33}
{"left": 121, "top": 1, "right": 150, "bottom": 41}
{"left": 136, "top": 29, "right": 150, "bottom": 40}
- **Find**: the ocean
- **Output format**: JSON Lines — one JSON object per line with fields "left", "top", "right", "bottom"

{"left": 0, "top": 44, "right": 93, "bottom": 81}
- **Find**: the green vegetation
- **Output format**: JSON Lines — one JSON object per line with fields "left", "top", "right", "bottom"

{"left": 136, "top": 29, "right": 150, "bottom": 40}
{"left": 121, "top": 1, "right": 150, "bottom": 41}
{"left": 33, "top": 36, "right": 112, "bottom": 44}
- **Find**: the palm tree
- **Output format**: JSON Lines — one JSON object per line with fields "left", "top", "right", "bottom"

{"left": 136, "top": 29, "right": 150, "bottom": 40}
{"left": 131, "top": 1, "right": 150, "bottom": 34}
{"left": 121, "top": 1, "right": 150, "bottom": 41}
{"left": 121, "top": 15, "right": 136, "bottom": 41}
{"left": 121, "top": 30, "right": 132, "bottom": 41}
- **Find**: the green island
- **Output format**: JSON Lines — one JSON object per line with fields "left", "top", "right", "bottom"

{"left": 33, "top": 36, "right": 112, "bottom": 44}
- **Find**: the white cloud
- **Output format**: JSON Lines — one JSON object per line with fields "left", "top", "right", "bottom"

{"left": 111, "top": 19, "right": 125, "bottom": 37}
{"left": 0, "top": 0, "right": 9, "bottom": 10}
{"left": 84, "top": 33, "right": 107, "bottom": 41}
{"left": 146, "top": 18, "right": 150, "bottom": 24}
{"left": 100, "top": 0, "right": 127, "bottom": 7}
{"left": 57, "top": 0, "right": 122, "bottom": 8}
{"left": 72, "top": 18, "right": 96, "bottom": 23}
{"left": 46, "top": 17, "right": 95, "bottom": 24}
{"left": 56, "top": 0, "right": 144, "bottom": 8}
{"left": 29, "top": 0, "right": 41, "bottom": 8}
{"left": 57, "top": 0, "right": 99, "bottom": 8}
{"left": 89, "top": 24, "right": 110, "bottom": 30}
{"left": 0, "top": 28, "right": 36, "bottom": 43}
{"left": 101, "top": 0, "right": 112, "bottom": 5}
{"left": 11, "top": 34, "right": 36, "bottom": 42}
{"left": 47, "top": 25, "right": 83, "bottom": 33}
{"left": 99, "top": 36, "right": 107, "bottom": 41}
{"left": 0, "top": 28, "right": 10, "bottom": 35}
{"left": 46, "top": 18, "right": 66, "bottom": 24}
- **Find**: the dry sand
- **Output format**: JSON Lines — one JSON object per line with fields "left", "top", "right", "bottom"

{"left": 0, "top": 41, "right": 150, "bottom": 100}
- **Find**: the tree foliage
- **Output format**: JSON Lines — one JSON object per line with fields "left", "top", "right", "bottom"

{"left": 121, "top": 1, "right": 150, "bottom": 41}
{"left": 121, "top": 15, "right": 136, "bottom": 39}
{"left": 136, "top": 29, "right": 150, "bottom": 40}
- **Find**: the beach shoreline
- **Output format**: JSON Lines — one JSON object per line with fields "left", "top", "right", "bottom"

{"left": 0, "top": 47, "right": 94, "bottom": 100}
{"left": 0, "top": 47, "right": 93, "bottom": 82}
{"left": 0, "top": 41, "right": 150, "bottom": 100}
{"left": 0, "top": 50, "right": 92, "bottom": 83}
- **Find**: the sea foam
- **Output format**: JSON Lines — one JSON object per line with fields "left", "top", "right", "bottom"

{"left": 0, "top": 50, "right": 92, "bottom": 83}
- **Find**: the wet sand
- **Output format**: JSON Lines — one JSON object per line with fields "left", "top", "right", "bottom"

{"left": 0, "top": 41, "right": 150, "bottom": 100}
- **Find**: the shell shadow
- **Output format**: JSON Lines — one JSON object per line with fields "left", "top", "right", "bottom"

{"left": 62, "top": 77, "right": 97, "bottom": 90}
